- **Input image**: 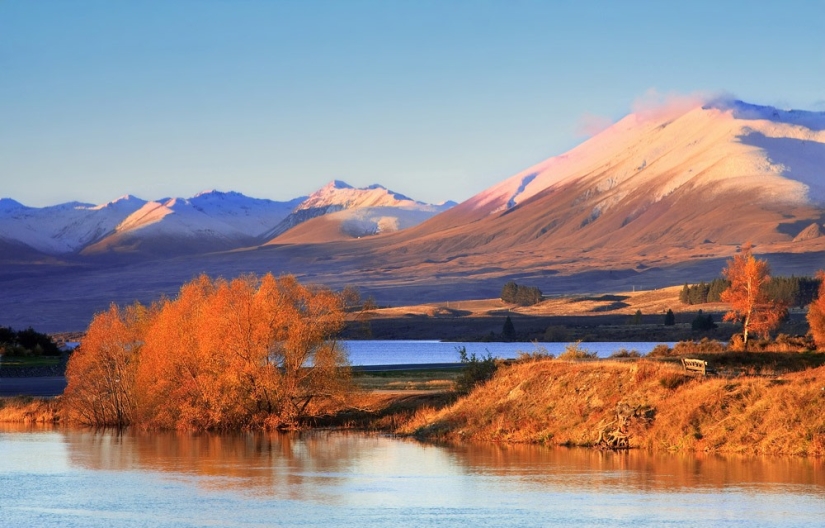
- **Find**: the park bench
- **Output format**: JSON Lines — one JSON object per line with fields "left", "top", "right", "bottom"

{"left": 681, "top": 358, "right": 715, "bottom": 376}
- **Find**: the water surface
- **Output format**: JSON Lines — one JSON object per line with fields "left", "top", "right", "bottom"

{"left": 343, "top": 340, "right": 672, "bottom": 365}
{"left": 2, "top": 426, "right": 823, "bottom": 527}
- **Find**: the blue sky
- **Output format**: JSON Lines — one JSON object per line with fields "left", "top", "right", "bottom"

{"left": 2, "top": 0, "right": 824, "bottom": 207}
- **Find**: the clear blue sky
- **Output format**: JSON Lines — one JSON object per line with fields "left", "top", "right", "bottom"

{"left": 2, "top": 0, "right": 824, "bottom": 207}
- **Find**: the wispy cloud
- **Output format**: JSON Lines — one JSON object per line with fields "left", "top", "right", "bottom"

{"left": 631, "top": 88, "right": 724, "bottom": 122}
{"left": 575, "top": 112, "right": 614, "bottom": 138}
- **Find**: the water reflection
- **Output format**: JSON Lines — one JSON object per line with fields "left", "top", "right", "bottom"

{"left": 50, "top": 426, "right": 825, "bottom": 498}
{"left": 3, "top": 425, "right": 825, "bottom": 527}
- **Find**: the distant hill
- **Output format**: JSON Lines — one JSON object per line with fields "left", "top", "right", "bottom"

{"left": 3, "top": 97, "right": 825, "bottom": 332}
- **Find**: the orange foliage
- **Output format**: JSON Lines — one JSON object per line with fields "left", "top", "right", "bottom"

{"left": 720, "top": 244, "right": 786, "bottom": 348}
{"left": 65, "top": 274, "right": 352, "bottom": 430}
{"left": 64, "top": 302, "right": 153, "bottom": 426}
{"left": 806, "top": 271, "right": 825, "bottom": 349}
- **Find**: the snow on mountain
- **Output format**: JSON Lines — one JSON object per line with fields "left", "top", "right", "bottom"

{"left": 81, "top": 191, "right": 305, "bottom": 256}
{"left": 456, "top": 98, "right": 825, "bottom": 223}
{"left": 296, "top": 180, "right": 423, "bottom": 210}
{"left": 263, "top": 181, "right": 453, "bottom": 241}
{"left": 0, "top": 195, "right": 146, "bottom": 254}
{"left": 380, "top": 98, "right": 825, "bottom": 279}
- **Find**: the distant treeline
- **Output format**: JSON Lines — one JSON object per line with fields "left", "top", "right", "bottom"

{"left": 0, "top": 326, "right": 61, "bottom": 356}
{"left": 501, "top": 281, "right": 543, "bottom": 306}
{"left": 680, "top": 276, "right": 820, "bottom": 308}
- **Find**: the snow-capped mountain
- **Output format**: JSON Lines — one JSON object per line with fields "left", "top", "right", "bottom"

{"left": 262, "top": 180, "right": 454, "bottom": 241}
{"left": 0, "top": 195, "right": 147, "bottom": 254}
{"left": 81, "top": 191, "right": 305, "bottom": 256}
{"left": 0, "top": 183, "right": 453, "bottom": 257}
{"left": 379, "top": 98, "right": 825, "bottom": 273}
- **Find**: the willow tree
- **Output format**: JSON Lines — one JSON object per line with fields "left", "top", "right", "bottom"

{"left": 720, "top": 244, "right": 786, "bottom": 348}
{"left": 806, "top": 271, "right": 825, "bottom": 349}
{"left": 65, "top": 273, "right": 352, "bottom": 430}
{"left": 64, "top": 302, "right": 153, "bottom": 426}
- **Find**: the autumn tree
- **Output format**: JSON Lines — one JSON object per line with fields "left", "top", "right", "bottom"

{"left": 64, "top": 302, "right": 153, "bottom": 426}
{"left": 720, "top": 244, "right": 787, "bottom": 348}
{"left": 806, "top": 271, "right": 825, "bottom": 349}
{"left": 64, "top": 273, "right": 353, "bottom": 430}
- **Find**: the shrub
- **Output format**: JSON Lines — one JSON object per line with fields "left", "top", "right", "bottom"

{"left": 610, "top": 348, "right": 641, "bottom": 358}
{"left": 516, "top": 345, "right": 554, "bottom": 362}
{"left": 647, "top": 344, "right": 673, "bottom": 357}
{"left": 455, "top": 346, "right": 498, "bottom": 394}
{"left": 557, "top": 341, "right": 598, "bottom": 360}
{"left": 672, "top": 338, "right": 725, "bottom": 355}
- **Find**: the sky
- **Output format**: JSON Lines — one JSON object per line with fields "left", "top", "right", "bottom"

{"left": 2, "top": 0, "right": 824, "bottom": 207}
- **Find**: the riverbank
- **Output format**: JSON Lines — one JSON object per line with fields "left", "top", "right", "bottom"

{"left": 6, "top": 354, "right": 825, "bottom": 457}
{"left": 397, "top": 357, "right": 825, "bottom": 456}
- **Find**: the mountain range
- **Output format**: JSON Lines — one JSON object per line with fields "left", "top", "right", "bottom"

{"left": 2, "top": 97, "right": 825, "bottom": 331}
{"left": 0, "top": 181, "right": 454, "bottom": 259}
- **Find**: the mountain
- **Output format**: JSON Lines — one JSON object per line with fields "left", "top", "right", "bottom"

{"left": 4, "top": 98, "right": 825, "bottom": 332}
{"left": 0, "top": 183, "right": 452, "bottom": 258}
{"left": 0, "top": 195, "right": 147, "bottom": 254}
{"left": 81, "top": 191, "right": 305, "bottom": 257}
{"left": 262, "top": 180, "right": 454, "bottom": 242}
{"left": 370, "top": 99, "right": 825, "bottom": 276}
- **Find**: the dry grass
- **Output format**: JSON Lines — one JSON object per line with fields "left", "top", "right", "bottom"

{"left": 0, "top": 396, "right": 62, "bottom": 424}
{"left": 397, "top": 358, "right": 825, "bottom": 456}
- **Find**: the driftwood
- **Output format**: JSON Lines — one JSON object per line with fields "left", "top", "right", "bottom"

{"left": 595, "top": 402, "right": 655, "bottom": 450}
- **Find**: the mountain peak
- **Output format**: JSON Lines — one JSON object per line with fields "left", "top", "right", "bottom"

{"left": 0, "top": 198, "right": 26, "bottom": 212}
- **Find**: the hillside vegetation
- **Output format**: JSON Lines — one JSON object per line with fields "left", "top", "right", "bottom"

{"left": 399, "top": 358, "right": 825, "bottom": 456}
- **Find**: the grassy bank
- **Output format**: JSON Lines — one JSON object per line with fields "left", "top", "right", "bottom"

{"left": 397, "top": 357, "right": 825, "bottom": 456}
{"left": 0, "top": 396, "right": 62, "bottom": 424}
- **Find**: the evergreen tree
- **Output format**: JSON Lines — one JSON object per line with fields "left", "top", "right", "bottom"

{"left": 664, "top": 309, "right": 676, "bottom": 326}
{"left": 502, "top": 316, "right": 516, "bottom": 340}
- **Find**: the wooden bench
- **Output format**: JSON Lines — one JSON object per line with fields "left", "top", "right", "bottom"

{"left": 681, "top": 358, "right": 715, "bottom": 376}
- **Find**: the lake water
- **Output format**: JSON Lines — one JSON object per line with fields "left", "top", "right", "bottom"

{"left": 2, "top": 426, "right": 824, "bottom": 527}
{"left": 342, "top": 340, "right": 674, "bottom": 365}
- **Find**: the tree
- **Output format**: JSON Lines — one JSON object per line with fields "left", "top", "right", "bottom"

{"left": 720, "top": 244, "right": 787, "bottom": 348}
{"left": 806, "top": 271, "right": 825, "bottom": 349}
{"left": 502, "top": 316, "right": 516, "bottom": 340}
{"left": 664, "top": 309, "right": 676, "bottom": 326}
{"left": 64, "top": 302, "right": 152, "bottom": 426}
{"left": 64, "top": 273, "right": 353, "bottom": 430}
{"left": 500, "top": 281, "right": 518, "bottom": 303}
{"left": 630, "top": 309, "right": 643, "bottom": 325}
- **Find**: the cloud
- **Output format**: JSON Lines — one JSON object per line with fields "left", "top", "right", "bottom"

{"left": 575, "top": 112, "right": 614, "bottom": 138}
{"left": 631, "top": 88, "right": 723, "bottom": 122}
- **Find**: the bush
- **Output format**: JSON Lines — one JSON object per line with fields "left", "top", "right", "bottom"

{"left": 672, "top": 338, "right": 725, "bottom": 355}
{"left": 557, "top": 341, "right": 598, "bottom": 360}
{"left": 647, "top": 344, "right": 673, "bottom": 357}
{"left": 516, "top": 345, "right": 554, "bottom": 362}
{"left": 610, "top": 348, "right": 641, "bottom": 358}
{"left": 691, "top": 310, "right": 717, "bottom": 331}
{"left": 455, "top": 346, "right": 498, "bottom": 394}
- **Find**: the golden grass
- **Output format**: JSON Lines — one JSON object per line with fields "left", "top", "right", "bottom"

{"left": 397, "top": 358, "right": 825, "bottom": 456}
{"left": 0, "top": 396, "right": 62, "bottom": 424}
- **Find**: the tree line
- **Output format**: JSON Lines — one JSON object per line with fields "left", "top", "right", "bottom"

{"left": 64, "top": 274, "right": 352, "bottom": 430}
{"left": 500, "top": 281, "right": 543, "bottom": 306}
{"left": 0, "top": 326, "right": 60, "bottom": 357}
{"left": 680, "top": 275, "right": 819, "bottom": 308}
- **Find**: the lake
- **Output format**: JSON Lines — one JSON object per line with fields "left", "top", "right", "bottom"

{"left": 342, "top": 340, "right": 673, "bottom": 365}
{"left": 2, "top": 426, "right": 824, "bottom": 527}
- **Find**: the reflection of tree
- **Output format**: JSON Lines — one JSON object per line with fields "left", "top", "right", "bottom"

{"left": 61, "top": 430, "right": 825, "bottom": 497}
